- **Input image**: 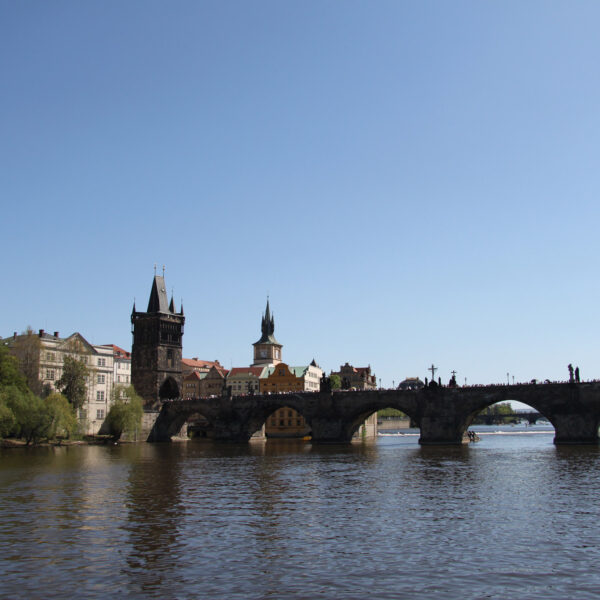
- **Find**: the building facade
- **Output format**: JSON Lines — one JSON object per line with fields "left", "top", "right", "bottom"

{"left": 2, "top": 329, "right": 115, "bottom": 434}
{"left": 332, "top": 363, "right": 377, "bottom": 390}
{"left": 227, "top": 366, "right": 267, "bottom": 396}
{"left": 198, "top": 364, "right": 229, "bottom": 397}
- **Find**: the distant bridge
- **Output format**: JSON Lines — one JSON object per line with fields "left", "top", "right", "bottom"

{"left": 148, "top": 382, "right": 600, "bottom": 446}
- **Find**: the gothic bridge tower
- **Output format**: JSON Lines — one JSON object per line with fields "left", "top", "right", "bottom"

{"left": 252, "top": 298, "right": 282, "bottom": 366}
{"left": 131, "top": 275, "right": 185, "bottom": 409}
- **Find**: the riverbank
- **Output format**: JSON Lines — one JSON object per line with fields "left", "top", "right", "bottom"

{"left": 0, "top": 436, "right": 118, "bottom": 449}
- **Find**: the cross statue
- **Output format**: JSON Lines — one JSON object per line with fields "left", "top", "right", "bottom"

{"left": 451, "top": 370, "right": 457, "bottom": 378}
{"left": 429, "top": 364, "right": 438, "bottom": 380}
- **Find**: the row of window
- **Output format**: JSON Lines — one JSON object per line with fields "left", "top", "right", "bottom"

{"left": 269, "top": 418, "right": 304, "bottom": 427}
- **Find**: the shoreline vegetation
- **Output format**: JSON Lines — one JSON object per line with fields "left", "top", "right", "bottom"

{"left": 0, "top": 435, "right": 134, "bottom": 449}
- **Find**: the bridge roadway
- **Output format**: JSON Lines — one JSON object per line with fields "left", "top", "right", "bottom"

{"left": 148, "top": 381, "right": 600, "bottom": 445}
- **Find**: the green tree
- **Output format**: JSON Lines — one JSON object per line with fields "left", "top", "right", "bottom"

{"left": 106, "top": 385, "right": 143, "bottom": 440}
{"left": 329, "top": 373, "right": 342, "bottom": 390}
{"left": 56, "top": 356, "right": 88, "bottom": 410}
{"left": 0, "top": 397, "right": 16, "bottom": 438}
{"left": 378, "top": 408, "right": 406, "bottom": 418}
{"left": 0, "top": 344, "right": 28, "bottom": 392}
{"left": 2, "top": 386, "right": 51, "bottom": 444}
{"left": 10, "top": 327, "right": 42, "bottom": 395}
{"left": 45, "top": 392, "right": 77, "bottom": 440}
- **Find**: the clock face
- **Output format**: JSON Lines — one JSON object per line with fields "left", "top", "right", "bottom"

{"left": 260, "top": 350, "right": 267, "bottom": 358}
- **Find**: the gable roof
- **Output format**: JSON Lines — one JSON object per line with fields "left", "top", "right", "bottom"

{"left": 184, "top": 371, "right": 206, "bottom": 381}
{"left": 103, "top": 344, "right": 131, "bottom": 359}
{"left": 182, "top": 357, "right": 222, "bottom": 369}
{"left": 228, "top": 367, "right": 267, "bottom": 378}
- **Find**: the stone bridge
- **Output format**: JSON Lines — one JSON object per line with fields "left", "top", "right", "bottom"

{"left": 147, "top": 382, "right": 600, "bottom": 445}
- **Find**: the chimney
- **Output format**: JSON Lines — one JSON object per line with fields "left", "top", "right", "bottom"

{"left": 38, "top": 329, "right": 44, "bottom": 337}
{"left": 54, "top": 331, "right": 59, "bottom": 338}
{"left": 13, "top": 332, "right": 17, "bottom": 339}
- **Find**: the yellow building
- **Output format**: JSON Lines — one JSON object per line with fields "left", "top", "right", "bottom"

{"left": 260, "top": 362, "right": 323, "bottom": 438}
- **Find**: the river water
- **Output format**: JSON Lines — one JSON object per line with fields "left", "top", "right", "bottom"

{"left": 2, "top": 425, "right": 600, "bottom": 599}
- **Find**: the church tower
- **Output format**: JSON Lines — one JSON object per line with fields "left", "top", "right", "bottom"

{"left": 252, "top": 299, "right": 283, "bottom": 366}
{"left": 131, "top": 274, "right": 185, "bottom": 408}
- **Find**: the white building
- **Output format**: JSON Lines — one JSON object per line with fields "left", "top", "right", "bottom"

{"left": 4, "top": 330, "right": 121, "bottom": 435}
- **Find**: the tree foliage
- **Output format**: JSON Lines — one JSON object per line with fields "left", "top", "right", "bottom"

{"left": 378, "top": 408, "right": 406, "bottom": 418}
{"left": 0, "top": 344, "right": 28, "bottom": 392}
{"left": 56, "top": 356, "right": 88, "bottom": 410}
{"left": 11, "top": 328, "right": 42, "bottom": 395}
{"left": 474, "top": 402, "right": 516, "bottom": 425}
{"left": 0, "top": 397, "right": 16, "bottom": 438}
{"left": 2, "top": 386, "right": 51, "bottom": 444}
{"left": 329, "top": 374, "right": 341, "bottom": 390}
{"left": 106, "top": 385, "right": 143, "bottom": 440}
{"left": 45, "top": 392, "right": 77, "bottom": 439}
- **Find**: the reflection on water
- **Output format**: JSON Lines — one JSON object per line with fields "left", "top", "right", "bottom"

{"left": 2, "top": 432, "right": 600, "bottom": 599}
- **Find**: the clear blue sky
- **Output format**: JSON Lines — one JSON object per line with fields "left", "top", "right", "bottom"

{"left": 2, "top": 1, "right": 600, "bottom": 389}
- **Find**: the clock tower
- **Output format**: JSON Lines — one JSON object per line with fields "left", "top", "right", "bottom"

{"left": 252, "top": 299, "right": 282, "bottom": 366}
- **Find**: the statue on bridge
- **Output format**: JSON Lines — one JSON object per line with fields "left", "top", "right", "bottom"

{"left": 320, "top": 374, "right": 331, "bottom": 393}
{"left": 568, "top": 364, "right": 574, "bottom": 383}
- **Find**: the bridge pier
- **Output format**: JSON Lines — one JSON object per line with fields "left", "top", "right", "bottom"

{"left": 417, "top": 416, "right": 468, "bottom": 446}
{"left": 309, "top": 418, "right": 353, "bottom": 443}
{"left": 552, "top": 413, "right": 600, "bottom": 445}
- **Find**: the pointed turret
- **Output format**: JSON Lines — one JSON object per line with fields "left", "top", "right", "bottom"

{"left": 255, "top": 298, "right": 279, "bottom": 344}
{"left": 252, "top": 298, "right": 282, "bottom": 366}
{"left": 169, "top": 295, "right": 176, "bottom": 313}
{"left": 147, "top": 275, "right": 170, "bottom": 313}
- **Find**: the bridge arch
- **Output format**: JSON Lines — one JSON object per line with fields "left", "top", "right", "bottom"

{"left": 159, "top": 377, "right": 180, "bottom": 400}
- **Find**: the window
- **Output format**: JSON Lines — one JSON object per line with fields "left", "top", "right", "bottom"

{"left": 96, "top": 409, "right": 105, "bottom": 420}
{"left": 46, "top": 369, "right": 55, "bottom": 380}
{"left": 96, "top": 391, "right": 105, "bottom": 402}
{"left": 118, "top": 375, "right": 121, "bottom": 383}
{"left": 98, "top": 358, "right": 106, "bottom": 367}
{"left": 46, "top": 352, "right": 54, "bottom": 361}
{"left": 97, "top": 374, "right": 105, "bottom": 384}
{"left": 167, "top": 350, "right": 173, "bottom": 368}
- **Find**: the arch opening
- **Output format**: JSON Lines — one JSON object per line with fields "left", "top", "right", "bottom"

{"left": 263, "top": 405, "right": 311, "bottom": 439}
{"left": 346, "top": 403, "right": 418, "bottom": 442}
{"left": 159, "top": 377, "right": 180, "bottom": 400}
{"left": 463, "top": 400, "right": 556, "bottom": 442}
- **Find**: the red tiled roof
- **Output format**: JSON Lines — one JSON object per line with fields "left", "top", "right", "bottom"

{"left": 107, "top": 344, "right": 131, "bottom": 359}
{"left": 182, "top": 357, "right": 221, "bottom": 369}
{"left": 228, "top": 367, "right": 265, "bottom": 377}
{"left": 184, "top": 371, "right": 204, "bottom": 381}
